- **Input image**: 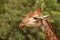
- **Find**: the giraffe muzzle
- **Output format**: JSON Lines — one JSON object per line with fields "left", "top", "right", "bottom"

{"left": 19, "top": 23, "right": 26, "bottom": 28}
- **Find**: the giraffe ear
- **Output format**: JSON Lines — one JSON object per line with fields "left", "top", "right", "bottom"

{"left": 34, "top": 8, "right": 41, "bottom": 14}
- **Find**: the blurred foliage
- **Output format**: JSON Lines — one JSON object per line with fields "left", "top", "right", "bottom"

{"left": 0, "top": 0, "right": 60, "bottom": 40}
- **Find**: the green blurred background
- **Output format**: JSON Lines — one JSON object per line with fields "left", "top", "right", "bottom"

{"left": 0, "top": 0, "right": 60, "bottom": 40}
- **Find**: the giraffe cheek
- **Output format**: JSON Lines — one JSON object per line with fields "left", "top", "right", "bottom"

{"left": 33, "top": 21, "right": 40, "bottom": 27}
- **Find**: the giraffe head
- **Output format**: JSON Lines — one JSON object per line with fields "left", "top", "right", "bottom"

{"left": 19, "top": 8, "right": 49, "bottom": 28}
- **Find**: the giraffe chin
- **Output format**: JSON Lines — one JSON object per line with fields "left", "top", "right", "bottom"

{"left": 19, "top": 23, "right": 25, "bottom": 28}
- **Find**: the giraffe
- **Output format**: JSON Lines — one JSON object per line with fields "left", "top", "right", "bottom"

{"left": 19, "top": 8, "right": 58, "bottom": 40}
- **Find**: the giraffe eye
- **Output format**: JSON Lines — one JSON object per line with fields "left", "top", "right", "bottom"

{"left": 34, "top": 17, "right": 38, "bottom": 20}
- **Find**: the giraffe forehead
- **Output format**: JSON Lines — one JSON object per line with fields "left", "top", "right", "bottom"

{"left": 29, "top": 14, "right": 40, "bottom": 18}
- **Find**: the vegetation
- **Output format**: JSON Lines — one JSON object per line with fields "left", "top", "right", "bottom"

{"left": 0, "top": 0, "right": 60, "bottom": 40}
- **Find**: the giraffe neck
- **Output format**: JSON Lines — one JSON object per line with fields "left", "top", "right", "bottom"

{"left": 42, "top": 20, "right": 58, "bottom": 40}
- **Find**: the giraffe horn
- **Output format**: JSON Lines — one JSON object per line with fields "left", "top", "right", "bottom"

{"left": 34, "top": 8, "right": 41, "bottom": 14}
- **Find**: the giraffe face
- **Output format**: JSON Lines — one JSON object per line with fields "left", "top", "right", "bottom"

{"left": 19, "top": 13, "right": 42, "bottom": 28}
{"left": 19, "top": 8, "right": 49, "bottom": 28}
{"left": 24, "top": 13, "right": 42, "bottom": 27}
